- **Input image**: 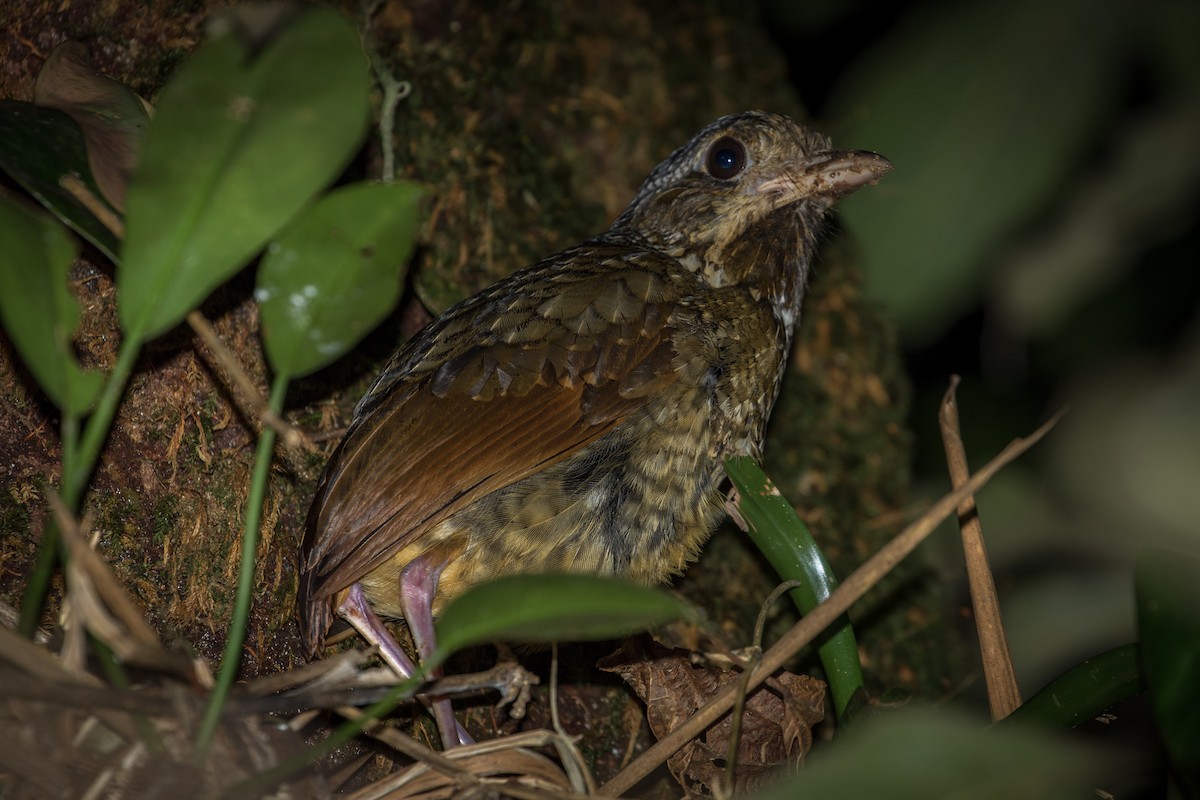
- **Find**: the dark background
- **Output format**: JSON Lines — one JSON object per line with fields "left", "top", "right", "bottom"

{"left": 765, "top": 0, "right": 1200, "bottom": 692}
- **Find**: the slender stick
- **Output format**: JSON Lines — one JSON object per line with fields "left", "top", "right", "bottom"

{"left": 598, "top": 411, "right": 1063, "bottom": 797}
{"left": 186, "top": 310, "right": 308, "bottom": 450}
{"left": 938, "top": 377, "right": 1022, "bottom": 720}
{"left": 60, "top": 174, "right": 125, "bottom": 239}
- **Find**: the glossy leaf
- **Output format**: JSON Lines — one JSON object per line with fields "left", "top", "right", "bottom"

{"left": 118, "top": 6, "right": 370, "bottom": 342}
{"left": 0, "top": 101, "right": 120, "bottom": 261}
{"left": 725, "top": 456, "right": 863, "bottom": 719}
{"left": 1136, "top": 547, "right": 1200, "bottom": 796}
{"left": 1002, "top": 643, "right": 1143, "bottom": 730}
{"left": 257, "top": 181, "right": 423, "bottom": 378}
{"left": 0, "top": 197, "right": 103, "bottom": 413}
{"left": 753, "top": 708, "right": 1104, "bottom": 799}
{"left": 433, "top": 574, "right": 692, "bottom": 663}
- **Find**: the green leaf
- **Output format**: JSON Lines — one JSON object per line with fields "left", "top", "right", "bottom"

{"left": 725, "top": 456, "right": 863, "bottom": 719}
{"left": 432, "top": 574, "right": 692, "bottom": 663}
{"left": 257, "top": 181, "right": 423, "bottom": 378}
{"left": 0, "top": 196, "right": 103, "bottom": 413}
{"left": 118, "top": 6, "right": 370, "bottom": 342}
{"left": 1002, "top": 643, "right": 1143, "bottom": 730}
{"left": 752, "top": 708, "right": 1105, "bottom": 799}
{"left": 1136, "top": 547, "right": 1200, "bottom": 796}
{"left": 0, "top": 101, "right": 120, "bottom": 261}
{"left": 827, "top": 0, "right": 1127, "bottom": 343}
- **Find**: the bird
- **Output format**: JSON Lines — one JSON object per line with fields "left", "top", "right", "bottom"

{"left": 297, "top": 110, "right": 891, "bottom": 748}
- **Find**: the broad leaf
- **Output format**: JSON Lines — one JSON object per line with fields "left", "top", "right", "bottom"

{"left": 0, "top": 197, "right": 103, "bottom": 413}
{"left": 258, "top": 181, "right": 423, "bottom": 378}
{"left": 433, "top": 574, "right": 692, "bottom": 662}
{"left": 1002, "top": 642, "right": 1143, "bottom": 730}
{"left": 118, "top": 6, "right": 370, "bottom": 342}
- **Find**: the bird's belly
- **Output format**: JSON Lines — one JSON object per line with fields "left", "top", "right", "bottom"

{"left": 359, "top": 392, "right": 731, "bottom": 620}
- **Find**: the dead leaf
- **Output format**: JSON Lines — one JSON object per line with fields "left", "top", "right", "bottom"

{"left": 34, "top": 42, "right": 151, "bottom": 212}
{"left": 599, "top": 635, "right": 825, "bottom": 796}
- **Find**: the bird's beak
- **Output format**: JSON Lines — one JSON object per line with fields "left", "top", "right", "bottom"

{"left": 756, "top": 149, "right": 893, "bottom": 199}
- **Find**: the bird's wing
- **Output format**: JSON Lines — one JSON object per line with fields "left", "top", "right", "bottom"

{"left": 299, "top": 251, "right": 687, "bottom": 649}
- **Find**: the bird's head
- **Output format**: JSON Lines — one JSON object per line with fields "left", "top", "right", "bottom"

{"left": 611, "top": 110, "right": 891, "bottom": 326}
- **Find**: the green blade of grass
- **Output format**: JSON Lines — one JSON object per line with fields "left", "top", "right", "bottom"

{"left": 194, "top": 372, "right": 288, "bottom": 755}
{"left": 724, "top": 456, "right": 863, "bottom": 719}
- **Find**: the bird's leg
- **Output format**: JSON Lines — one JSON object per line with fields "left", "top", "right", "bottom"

{"left": 336, "top": 582, "right": 471, "bottom": 749}
{"left": 338, "top": 583, "right": 420, "bottom": 675}
{"left": 398, "top": 554, "right": 473, "bottom": 748}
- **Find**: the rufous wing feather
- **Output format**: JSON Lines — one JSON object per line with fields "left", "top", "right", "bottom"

{"left": 298, "top": 262, "right": 686, "bottom": 654}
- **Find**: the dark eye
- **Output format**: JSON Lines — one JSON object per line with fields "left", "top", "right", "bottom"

{"left": 705, "top": 137, "right": 747, "bottom": 180}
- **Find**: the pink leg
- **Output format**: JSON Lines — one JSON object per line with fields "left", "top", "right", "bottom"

{"left": 399, "top": 555, "right": 473, "bottom": 748}
{"left": 337, "top": 582, "right": 471, "bottom": 748}
{"left": 339, "top": 583, "right": 419, "bottom": 675}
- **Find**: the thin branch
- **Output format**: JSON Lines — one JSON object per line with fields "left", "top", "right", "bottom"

{"left": 59, "top": 174, "right": 125, "bottom": 239}
{"left": 185, "top": 310, "right": 309, "bottom": 451}
{"left": 599, "top": 410, "right": 1064, "bottom": 797}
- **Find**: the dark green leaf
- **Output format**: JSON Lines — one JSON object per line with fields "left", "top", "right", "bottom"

{"left": 828, "top": 0, "right": 1127, "bottom": 342}
{"left": 258, "top": 181, "right": 423, "bottom": 378}
{"left": 118, "top": 6, "right": 370, "bottom": 342}
{"left": 753, "top": 709, "right": 1105, "bottom": 799}
{"left": 725, "top": 456, "right": 863, "bottom": 719}
{"left": 1136, "top": 547, "right": 1200, "bottom": 796}
{"left": 1002, "top": 643, "right": 1143, "bottom": 729}
{"left": 0, "top": 101, "right": 120, "bottom": 261}
{"left": 0, "top": 197, "right": 103, "bottom": 413}
{"left": 433, "top": 574, "right": 692, "bottom": 663}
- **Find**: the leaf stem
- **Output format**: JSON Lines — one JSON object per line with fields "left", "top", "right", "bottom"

{"left": 195, "top": 370, "right": 288, "bottom": 755}
{"left": 18, "top": 335, "right": 143, "bottom": 636}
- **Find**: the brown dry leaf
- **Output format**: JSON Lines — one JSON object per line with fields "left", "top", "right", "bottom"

{"left": 599, "top": 635, "right": 824, "bottom": 796}
{"left": 33, "top": 41, "right": 151, "bottom": 212}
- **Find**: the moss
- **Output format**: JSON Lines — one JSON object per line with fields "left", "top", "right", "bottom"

{"left": 0, "top": 493, "right": 34, "bottom": 605}
{"left": 151, "top": 494, "right": 178, "bottom": 546}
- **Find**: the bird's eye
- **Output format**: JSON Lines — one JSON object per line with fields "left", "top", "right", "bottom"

{"left": 705, "top": 137, "right": 747, "bottom": 180}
